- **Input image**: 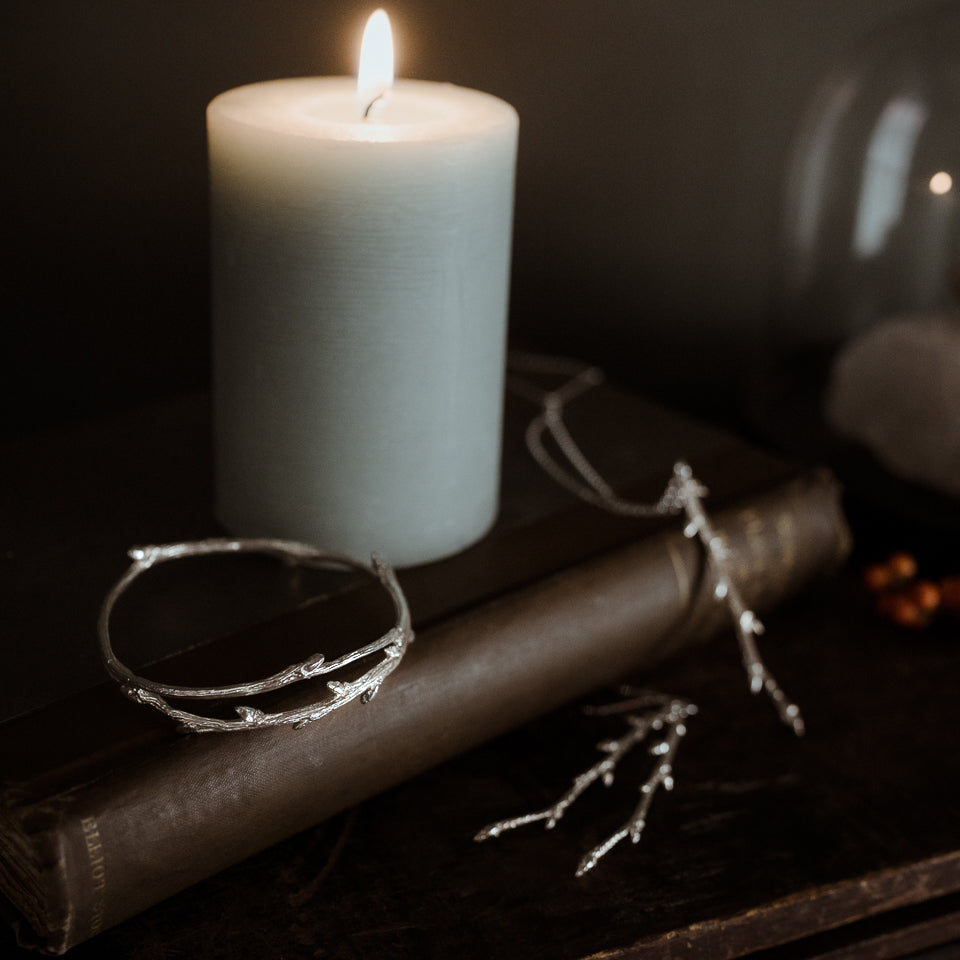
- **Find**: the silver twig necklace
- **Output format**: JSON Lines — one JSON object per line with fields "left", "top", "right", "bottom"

{"left": 476, "top": 352, "right": 804, "bottom": 877}
{"left": 506, "top": 351, "right": 803, "bottom": 735}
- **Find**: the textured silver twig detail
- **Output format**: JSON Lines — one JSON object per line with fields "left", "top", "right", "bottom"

{"left": 476, "top": 690, "right": 696, "bottom": 876}
{"left": 671, "top": 462, "right": 805, "bottom": 736}
{"left": 507, "top": 352, "right": 804, "bottom": 736}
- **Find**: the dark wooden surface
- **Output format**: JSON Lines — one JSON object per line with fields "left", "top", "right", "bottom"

{"left": 4, "top": 566, "right": 958, "bottom": 959}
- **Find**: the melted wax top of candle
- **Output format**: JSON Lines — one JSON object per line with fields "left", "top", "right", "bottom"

{"left": 209, "top": 77, "right": 516, "bottom": 144}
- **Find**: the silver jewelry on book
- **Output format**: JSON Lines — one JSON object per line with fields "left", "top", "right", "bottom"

{"left": 507, "top": 351, "right": 804, "bottom": 736}
{"left": 98, "top": 539, "right": 413, "bottom": 734}
{"left": 476, "top": 354, "right": 806, "bottom": 878}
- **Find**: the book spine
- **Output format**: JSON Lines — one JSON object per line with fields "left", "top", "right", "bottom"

{"left": 10, "top": 470, "right": 849, "bottom": 953}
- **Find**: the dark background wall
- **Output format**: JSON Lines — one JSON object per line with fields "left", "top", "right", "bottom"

{"left": 0, "top": 0, "right": 941, "bottom": 439}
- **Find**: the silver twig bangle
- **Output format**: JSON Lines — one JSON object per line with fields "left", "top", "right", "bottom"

{"left": 98, "top": 538, "right": 413, "bottom": 734}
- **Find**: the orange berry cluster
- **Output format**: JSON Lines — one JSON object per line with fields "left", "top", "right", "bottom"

{"left": 863, "top": 551, "right": 960, "bottom": 629}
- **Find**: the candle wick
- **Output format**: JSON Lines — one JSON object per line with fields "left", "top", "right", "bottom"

{"left": 362, "top": 91, "right": 386, "bottom": 120}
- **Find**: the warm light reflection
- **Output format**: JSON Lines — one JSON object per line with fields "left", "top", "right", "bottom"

{"left": 357, "top": 9, "right": 394, "bottom": 119}
{"left": 929, "top": 171, "right": 953, "bottom": 195}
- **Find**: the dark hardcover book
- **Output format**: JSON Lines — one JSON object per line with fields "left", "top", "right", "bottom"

{"left": 0, "top": 375, "right": 851, "bottom": 953}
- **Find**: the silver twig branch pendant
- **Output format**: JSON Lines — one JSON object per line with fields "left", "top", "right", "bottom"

{"left": 476, "top": 690, "right": 697, "bottom": 876}
{"left": 670, "top": 462, "right": 804, "bottom": 736}
{"left": 506, "top": 351, "right": 804, "bottom": 736}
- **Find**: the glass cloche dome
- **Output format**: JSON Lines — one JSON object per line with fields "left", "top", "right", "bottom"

{"left": 755, "top": 2, "right": 960, "bottom": 513}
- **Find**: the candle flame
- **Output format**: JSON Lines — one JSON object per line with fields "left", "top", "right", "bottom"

{"left": 357, "top": 9, "right": 394, "bottom": 119}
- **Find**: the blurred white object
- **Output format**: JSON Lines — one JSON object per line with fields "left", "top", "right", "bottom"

{"left": 825, "top": 313, "right": 960, "bottom": 495}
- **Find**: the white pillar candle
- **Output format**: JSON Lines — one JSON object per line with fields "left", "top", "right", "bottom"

{"left": 207, "top": 14, "right": 518, "bottom": 567}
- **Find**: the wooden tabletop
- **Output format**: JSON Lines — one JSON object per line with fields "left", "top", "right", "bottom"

{"left": 4, "top": 565, "right": 958, "bottom": 959}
